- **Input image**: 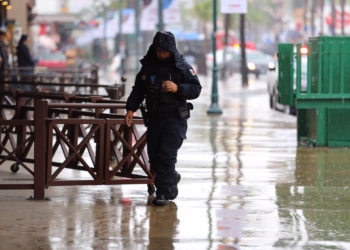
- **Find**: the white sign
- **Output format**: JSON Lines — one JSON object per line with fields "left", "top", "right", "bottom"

{"left": 140, "top": 0, "right": 181, "bottom": 31}
{"left": 76, "top": 8, "right": 136, "bottom": 45}
{"left": 164, "top": 0, "right": 181, "bottom": 24}
{"left": 221, "top": 0, "right": 247, "bottom": 14}
{"left": 140, "top": 0, "right": 158, "bottom": 31}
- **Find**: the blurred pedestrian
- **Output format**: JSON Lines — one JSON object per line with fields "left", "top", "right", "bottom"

{"left": 92, "top": 40, "right": 100, "bottom": 64}
{"left": 17, "top": 34, "right": 35, "bottom": 91}
{"left": 0, "top": 30, "right": 9, "bottom": 87}
{"left": 119, "top": 40, "right": 128, "bottom": 75}
{"left": 100, "top": 43, "right": 108, "bottom": 71}
{"left": 124, "top": 31, "right": 202, "bottom": 206}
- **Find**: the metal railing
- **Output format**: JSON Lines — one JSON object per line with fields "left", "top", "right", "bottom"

{"left": 0, "top": 92, "right": 152, "bottom": 199}
{"left": 296, "top": 41, "right": 350, "bottom": 106}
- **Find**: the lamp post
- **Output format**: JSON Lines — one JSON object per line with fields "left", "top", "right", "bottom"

{"left": 157, "top": 0, "right": 164, "bottom": 30}
{"left": 207, "top": 0, "right": 222, "bottom": 114}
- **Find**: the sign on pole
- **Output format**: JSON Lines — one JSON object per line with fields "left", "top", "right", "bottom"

{"left": 221, "top": 0, "right": 247, "bottom": 14}
{"left": 140, "top": 0, "right": 181, "bottom": 31}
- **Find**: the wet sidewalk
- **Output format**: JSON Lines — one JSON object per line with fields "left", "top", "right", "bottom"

{"left": 1, "top": 73, "right": 350, "bottom": 249}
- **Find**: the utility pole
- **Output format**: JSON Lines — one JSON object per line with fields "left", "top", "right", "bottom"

{"left": 157, "top": 0, "right": 164, "bottom": 30}
{"left": 221, "top": 14, "right": 230, "bottom": 80}
{"left": 341, "top": 0, "right": 346, "bottom": 35}
{"left": 320, "top": 0, "right": 324, "bottom": 35}
{"left": 240, "top": 14, "right": 248, "bottom": 87}
{"left": 303, "top": 0, "right": 309, "bottom": 35}
{"left": 331, "top": 0, "right": 336, "bottom": 35}
{"left": 207, "top": 0, "right": 222, "bottom": 114}
{"left": 311, "top": 0, "right": 316, "bottom": 36}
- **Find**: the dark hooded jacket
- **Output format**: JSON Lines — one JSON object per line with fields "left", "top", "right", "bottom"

{"left": 126, "top": 31, "right": 202, "bottom": 114}
{"left": 17, "top": 35, "right": 35, "bottom": 67}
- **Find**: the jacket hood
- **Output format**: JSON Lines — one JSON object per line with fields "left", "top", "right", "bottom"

{"left": 140, "top": 31, "right": 184, "bottom": 69}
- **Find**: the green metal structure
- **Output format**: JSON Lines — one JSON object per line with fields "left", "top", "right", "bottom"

{"left": 278, "top": 36, "right": 350, "bottom": 147}
{"left": 207, "top": 0, "right": 222, "bottom": 114}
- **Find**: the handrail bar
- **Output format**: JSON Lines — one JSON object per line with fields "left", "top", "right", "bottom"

{"left": 47, "top": 103, "right": 126, "bottom": 109}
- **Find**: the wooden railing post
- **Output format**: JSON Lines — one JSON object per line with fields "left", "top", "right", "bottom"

{"left": 122, "top": 126, "right": 133, "bottom": 174}
{"left": 34, "top": 100, "right": 47, "bottom": 199}
{"left": 15, "top": 90, "right": 26, "bottom": 159}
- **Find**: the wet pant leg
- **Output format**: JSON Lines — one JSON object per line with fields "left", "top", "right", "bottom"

{"left": 147, "top": 116, "right": 187, "bottom": 199}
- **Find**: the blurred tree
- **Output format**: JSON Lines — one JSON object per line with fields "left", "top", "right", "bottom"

{"left": 109, "top": 0, "right": 126, "bottom": 9}
{"left": 192, "top": 0, "right": 212, "bottom": 25}
{"left": 245, "top": 0, "right": 273, "bottom": 43}
{"left": 192, "top": 0, "right": 212, "bottom": 54}
{"left": 246, "top": 0, "right": 273, "bottom": 25}
{"left": 179, "top": 1, "right": 202, "bottom": 33}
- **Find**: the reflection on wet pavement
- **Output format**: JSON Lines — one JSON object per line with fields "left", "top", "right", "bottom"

{"left": 1, "top": 74, "right": 350, "bottom": 249}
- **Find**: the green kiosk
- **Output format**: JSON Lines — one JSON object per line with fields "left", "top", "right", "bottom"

{"left": 279, "top": 36, "right": 350, "bottom": 147}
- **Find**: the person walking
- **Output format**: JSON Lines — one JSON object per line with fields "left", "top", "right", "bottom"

{"left": 16, "top": 34, "right": 35, "bottom": 91}
{"left": 124, "top": 31, "right": 202, "bottom": 206}
{"left": 0, "top": 30, "right": 8, "bottom": 87}
{"left": 119, "top": 40, "right": 128, "bottom": 75}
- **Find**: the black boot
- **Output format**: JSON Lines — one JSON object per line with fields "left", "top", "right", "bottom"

{"left": 152, "top": 195, "right": 169, "bottom": 206}
{"left": 170, "top": 173, "right": 181, "bottom": 200}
